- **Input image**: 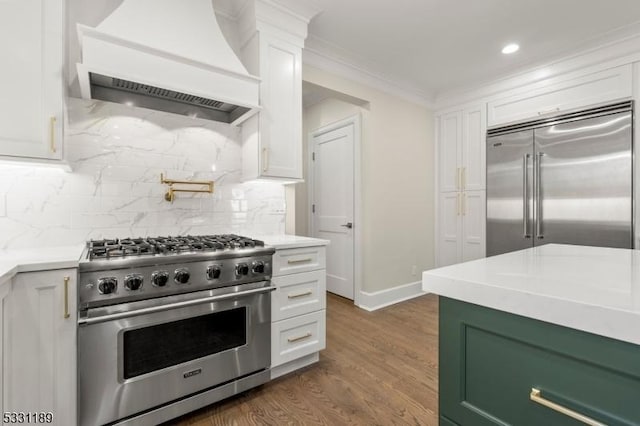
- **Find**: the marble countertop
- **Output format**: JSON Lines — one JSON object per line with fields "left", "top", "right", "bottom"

{"left": 258, "top": 234, "right": 330, "bottom": 250}
{"left": 0, "top": 245, "right": 84, "bottom": 285}
{"left": 422, "top": 244, "right": 640, "bottom": 345}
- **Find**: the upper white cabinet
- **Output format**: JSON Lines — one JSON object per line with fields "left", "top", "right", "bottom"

{"left": 0, "top": 0, "right": 64, "bottom": 161}
{"left": 7, "top": 270, "right": 77, "bottom": 426}
{"left": 438, "top": 104, "right": 486, "bottom": 193}
{"left": 487, "top": 64, "right": 632, "bottom": 127}
{"left": 241, "top": 33, "right": 303, "bottom": 181}
{"left": 438, "top": 111, "right": 462, "bottom": 192}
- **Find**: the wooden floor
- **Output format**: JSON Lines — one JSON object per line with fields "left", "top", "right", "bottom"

{"left": 171, "top": 293, "right": 439, "bottom": 425}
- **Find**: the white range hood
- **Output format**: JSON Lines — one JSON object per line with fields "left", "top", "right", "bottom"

{"left": 76, "top": 0, "right": 260, "bottom": 125}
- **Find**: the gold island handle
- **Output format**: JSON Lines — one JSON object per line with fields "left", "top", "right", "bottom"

{"left": 530, "top": 388, "right": 606, "bottom": 426}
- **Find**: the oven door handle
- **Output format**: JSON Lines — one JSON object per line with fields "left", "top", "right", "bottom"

{"left": 79, "top": 286, "right": 276, "bottom": 326}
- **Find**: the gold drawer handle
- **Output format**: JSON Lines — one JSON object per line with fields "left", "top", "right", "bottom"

{"left": 287, "top": 258, "right": 312, "bottom": 264}
{"left": 530, "top": 388, "right": 606, "bottom": 426}
{"left": 288, "top": 332, "right": 312, "bottom": 343}
{"left": 288, "top": 290, "right": 312, "bottom": 299}
{"left": 63, "top": 276, "right": 70, "bottom": 319}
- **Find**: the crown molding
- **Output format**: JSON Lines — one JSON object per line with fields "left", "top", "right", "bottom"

{"left": 434, "top": 22, "right": 640, "bottom": 110}
{"left": 303, "top": 35, "right": 434, "bottom": 108}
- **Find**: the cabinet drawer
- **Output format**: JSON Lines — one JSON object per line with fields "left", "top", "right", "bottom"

{"left": 271, "top": 310, "right": 326, "bottom": 367}
{"left": 440, "top": 297, "right": 640, "bottom": 426}
{"left": 272, "top": 246, "right": 325, "bottom": 276}
{"left": 488, "top": 64, "right": 632, "bottom": 127}
{"left": 272, "top": 270, "right": 326, "bottom": 321}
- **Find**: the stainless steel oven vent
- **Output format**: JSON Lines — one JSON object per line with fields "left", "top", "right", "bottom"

{"left": 89, "top": 73, "right": 250, "bottom": 123}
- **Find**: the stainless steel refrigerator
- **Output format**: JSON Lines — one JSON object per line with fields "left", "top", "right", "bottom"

{"left": 486, "top": 101, "right": 633, "bottom": 256}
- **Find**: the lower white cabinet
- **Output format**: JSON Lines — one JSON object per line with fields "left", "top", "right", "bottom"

{"left": 272, "top": 311, "right": 326, "bottom": 367}
{"left": 270, "top": 245, "right": 327, "bottom": 379}
{"left": 0, "top": 279, "right": 11, "bottom": 417}
{"left": 438, "top": 191, "right": 486, "bottom": 266}
{"left": 6, "top": 269, "right": 77, "bottom": 426}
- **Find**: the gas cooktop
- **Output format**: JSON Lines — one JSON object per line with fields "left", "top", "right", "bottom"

{"left": 85, "top": 234, "right": 265, "bottom": 260}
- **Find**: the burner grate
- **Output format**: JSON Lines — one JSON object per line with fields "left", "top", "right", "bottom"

{"left": 86, "top": 234, "right": 265, "bottom": 260}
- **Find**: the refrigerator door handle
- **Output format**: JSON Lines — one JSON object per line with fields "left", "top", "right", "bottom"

{"left": 523, "top": 154, "right": 531, "bottom": 238}
{"left": 536, "top": 152, "right": 545, "bottom": 239}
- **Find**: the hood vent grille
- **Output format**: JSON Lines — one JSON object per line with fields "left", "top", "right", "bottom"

{"left": 111, "top": 78, "right": 226, "bottom": 109}
{"left": 89, "top": 73, "right": 250, "bottom": 123}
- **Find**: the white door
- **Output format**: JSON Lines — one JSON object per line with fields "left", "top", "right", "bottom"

{"left": 311, "top": 122, "right": 355, "bottom": 300}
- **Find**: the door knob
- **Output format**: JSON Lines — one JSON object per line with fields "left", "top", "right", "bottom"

{"left": 340, "top": 222, "right": 353, "bottom": 229}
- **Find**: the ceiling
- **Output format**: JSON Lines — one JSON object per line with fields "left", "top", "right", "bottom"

{"left": 305, "top": 0, "right": 640, "bottom": 102}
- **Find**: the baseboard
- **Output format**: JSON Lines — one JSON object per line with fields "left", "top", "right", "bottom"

{"left": 270, "top": 352, "right": 320, "bottom": 380}
{"left": 357, "top": 281, "right": 426, "bottom": 312}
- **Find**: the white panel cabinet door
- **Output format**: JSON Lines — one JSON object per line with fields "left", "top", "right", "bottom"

{"left": 241, "top": 34, "right": 303, "bottom": 181}
{"left": 8, "top": 270, "right": 76, "bottom": 426}
{"left": 260, "top": 36, "right": 302, "bottom": 179}
{"left": 0, "top": 0, "right": 64, "bottom": 160}
{"left": 438, "top": 192, "right": 462, "bottom": 267}
{"left": 487, "top": 64, "right": 632, "bottom": 127}
{"left": 438, "top": 111, "right": 462, "bottom": 192}
{"left": 0, "top": 280, "right": 11, "bottom": 417}
{"left": 462, "top": 105, "right": 486, "bottom": 191}
{"left": 462, "top": 190, "right": 486, "bottom": 262}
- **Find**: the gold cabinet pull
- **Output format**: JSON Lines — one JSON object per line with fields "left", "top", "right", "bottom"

{"left": 530, "top": 388, "right": 606, "bottom": 426}
{"left": 63, "top": 276, "right": 70, "bottom": 319}
{"left": 49, "top": 116, "right": 57, "bottom": 153}
{"left": 456, "top": 193, "right": 461, "bottom": 216}
{"left": 288, "top": 332, "right": 312, "bottom": 343}
{"left": 288, "top": 290, "right": 313, "bottom": 299}
{"left": 287, "top": 258, "right": 312, "bottom": 264}
{"left": 262, "top": 147, "right": 269, "bottom": 172}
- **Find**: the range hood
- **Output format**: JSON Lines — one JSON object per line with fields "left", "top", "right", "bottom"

{"left": 76, "top": 0, "right": 260, "bottom": 125}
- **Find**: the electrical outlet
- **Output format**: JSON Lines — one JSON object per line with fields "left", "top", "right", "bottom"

{"left": 411, "top": 265, "right": 417, "bottom": 276}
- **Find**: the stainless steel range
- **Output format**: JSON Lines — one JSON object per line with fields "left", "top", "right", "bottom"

{"left": 77, "top": 235, "right": 275, "bottom": 426}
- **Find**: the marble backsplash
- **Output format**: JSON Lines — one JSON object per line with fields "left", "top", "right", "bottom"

{"left": 0, "top": 98, "right": 286, "bottom": 250}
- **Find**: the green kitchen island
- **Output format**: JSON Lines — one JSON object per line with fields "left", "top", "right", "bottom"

{"left": 422, "top": 244, "right": 640, "bottom": 426}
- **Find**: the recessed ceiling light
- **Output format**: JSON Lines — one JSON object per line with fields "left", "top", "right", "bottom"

{"left": 502, "top": 43, "right": 520, "bottom": 54}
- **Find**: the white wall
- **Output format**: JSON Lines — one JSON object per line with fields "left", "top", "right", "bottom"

{"left": 301, "top": 64, "right": 435, "bottom": 293}
{"left": 0, "top": 98, "right": 285, "bottom": 250}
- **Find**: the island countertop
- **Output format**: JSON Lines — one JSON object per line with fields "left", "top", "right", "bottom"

{"left": 422, "top": 244, "right": 640, "bottom": 345}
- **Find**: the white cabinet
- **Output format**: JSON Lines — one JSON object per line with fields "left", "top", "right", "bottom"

{"left": 0, "top": 279, "right": 11, "bottom": 417}
{"left": 270, "top": 244, "right": 326, "bottom": 379}
{"left": 437, "top": 103, "right": 486, "bottom": 266}
{"left": 487, "top": 64, "right": 632, "bottom": 127}
{"left": 438, "top": 105, "right": 486, "bottom": 193}
{"left": 7, "top": 270, "right": 76, "bottom": 426}
{"left": 438, "top": 191, "right": 486, "bottom": 266}
{"left": 0, "top": 0, "right": 64, "bottom": 161}
{"left": 242, "top": 34, "right": 303, "bottom": 181}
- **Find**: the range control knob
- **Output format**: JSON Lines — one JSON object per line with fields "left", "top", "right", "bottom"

{"left": 207, "top": 265, "right": 222, "bottom": 280}
{"left": 151, "top": 271, "right": 169, "bottom": 287}
{"left": 124, "top": 274, "right": 144, "bottom": 291}
{"left": 98, "top": 277, "right": 117, "bottom": 295}
{"left": 174, "top": 268, "right": 190, "bottom": 284}
{"left": 252, "top": 261, "right": 265, "bottom": 274}
{"left": 235, "top": 263, "right": 249, "bottom": 277}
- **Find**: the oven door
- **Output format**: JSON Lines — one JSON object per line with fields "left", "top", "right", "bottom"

{"left": 78, "top": 282, "right": 273, "bottom": 426}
